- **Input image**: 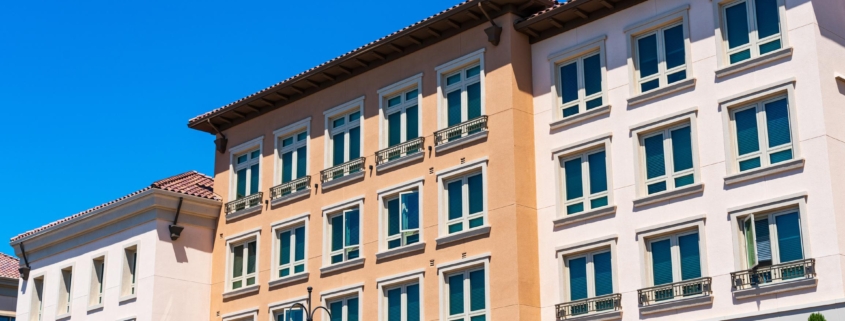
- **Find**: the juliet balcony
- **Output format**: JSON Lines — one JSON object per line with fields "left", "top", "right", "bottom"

{"left": 434, "top": 116, "right": 488, "bottom": 152}
{"left": 225, "top": 192, "right": 263, "bottom": 219}
{"left": 320, "top": 157, "right": 366, "bottom": 189}
{"left": 270, "top": 176, "right": 311, "bottom": 206}
{"left": 730, "top": 259, "right": 816, "bottom": 299}
{"left": 375, "top": 137, "right": 425, "bottom": 171}
{"left": 637, "top": 277, "right": 712, "bottom": 314}
{"left": 555, "top": 293, "right": 621, "bottom": 320}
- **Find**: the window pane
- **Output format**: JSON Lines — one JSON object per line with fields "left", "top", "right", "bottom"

{"left": 564, "top": 158, "right": 584, "bottom": 200}
{"left": 294, "top": 226, "right": 305, "bottom": 262}
{"left": 725, "top": 2, "right": 751, "bottom": 49}
{"left": 406, "top": 89, "right": 418, "bottom": 101}
{"left": 567, "top": 203, "right": 584, "bottom": 215}
{"left": 280, "top": 231, "right": 291, "bottom": 265}
{"left": 588, "top": 151, "right": 608, "bottom": 194}
{"left": 664, "top": 25, "right": 686, "bottom": 70}
{"left": 348, "top": 298, "right": 359, "bottom": 321}
{"left": 247, "top": 242, "right": 257, "bottom": 274}
{"left": 251, "top": 150, "right": 261, "bottom": 159}
{"left": 744, "top": 219, "right": 757, "bottom": 267}
{"left": 296, "top": 146, "right": 307, "bottom": 178}
{"left": 586, "top": 97, "right": 603, "bottom": 110}
{"left": 282, "top": 152, "right": 293, "bottom": 183}
{"left": 674, "top": 174, "right": 695, "bottom": 188}
{"left": 250, "top": 164, "right": 260, "bottom": 195}
{"left": 560, "top": 62, "right": 579, "bottom": 104}
{"left": 349, "top": 111, "right": 361, "bottom": 122}
{"left": 236, "top": 169, "right": 247, "bottom": 199}
{"left": 730, "top": 50, "right": 752, "bottom": 64}
{"left": 345, "top": 209, "right": 360, "bottom": 246}
{"left": 467, "top": 65, "right": 481, "bottom": 78}
{"left": 333, "top": 133, "right": 346, "bottom": 166}
{"left": 679, "top": 233, "right": 702, "bottom": 280}
{"left": 329, "top": 301, "right": 343, "bottom": 321}
{"left": 333, "top": 117, "right": 345, "bottom": 128}
{"left": 755, "top": 0, "right": 781, "bottom": 39}
{"left": 447, "top": 90, "right": 462, "bottom": 126}
{"left": 407, "top": 284, "right": 421, "bottom": 321}
{"left": 237, "top": 154, "right": 247, "bottom": 164}
{"left": 647, "top": 181, "right": 667, "bottom": 194}
{"left": 331, "top": 215, "right": 343, "bottom": 252}
{"left": 406, "top": 105, "right": 419, "bottom": 140}
{"left": 671, "top": 126, "right": 694, "bottom": 172}
{"left": 593, "top": 252, "right": 614, "bottom": 296}
{"left": 468, "top": 83, "right": 482, "bottom": 120}
{"left": 770, "top": 149, "right": 793, "bottom": 164}
{"left": 401, "top": 191, "right": 420, "bottom": 230}
{"left": 469, "top": 217, "right": 484, "bottom": 228}
{"left": 287, "top": 309, "right": 304, "bottom": 321}
{"left": 776, "top": 212, "right": 804, "bottom": 262}
{"left": 349, "top": 127, "right": 361, "bottom": 160}
{"left": 637, "top": 34, "right": 659, "bottom": 78}
{"left": 388, "top": 96, "right": 402, "bottom": 108}
{"left": 387, "top": 288, "right": 402, "bottom": 321}
{"left": 282, "top": 137, "right": 294, "bottom": 147}
{"left": 590, "top": 196, "right": 609, "bottom": 209}
{"left": 562, "top": 105, "right": 580, "bottom": 117}
{"left": 470, "top": 269, "right": 486, "bottom": 311}
{"left": 584, "top": 54, "right": 602, "bottom": 96}
{"left": 765, "top": 98, "right": 791, "bottom": 147}
{"left": 468, "top": 174, "right": 484, "bottom": 215}
{"left": 755, "top": 218, "right": 773, "bottom": 262}
{"left": 387, "top": 198, "right": 400, "bottom": 236}
{"left": 448, "top": 180, "right": 463, "bottom": 220}
{"left": 644, "top": 134, "right": 666, "bottom": 179}
{"left": 666, "top": 70, "right": 686, "bottom": 84}
{"left": 233, "top": 245, "right": 244, "bottom": 278}
{"left": 568, "top": 257, "right": 588, "bottom": 301}
{"left": 739, "top": 157, "right": 761, "bottom": 171}
{"left": 297, "top": 131, "right": 307, "bottom": 141}
{"left": 447, "top": 73, "right": 461, "bottom": 86}
{"left": 759, "top": 39, "right": 782, "bottom": 55}
{"left": 448, "top": 274, "right": 465, "bottom": 315}
{"left": 651, "top": 239, "right": 674, "bottom": 285}
{"left": 734, "top": 108, "right": 760, "bottom": 156}
{"left": 388, "top": 112, "right": 402, "bottom": 147}
{"left": 641, "top": 79, "right": 660, "bottom": 92}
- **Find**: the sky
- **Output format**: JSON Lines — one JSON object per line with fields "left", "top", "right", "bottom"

{"left": 0, "top": 0, "right": 463, "bottom": 255}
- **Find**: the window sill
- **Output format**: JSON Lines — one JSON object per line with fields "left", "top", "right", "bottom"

{"left": 554, "top": 205, "right": 616, "bottom": 228}
{"left": 549, "top": 105, "right": 611, "bottom": 131}
{"left": 724, "top": 158, "right": 804, "bottom": 185}
{"left": 320, "top": 257, "right": 365, "bottom": 275}
{"left": 225, "top": 205, "right": 262, "bottom": 221}
{"left": 270, "top": 188, "right": 310, "bottom": 207}
{"left": 633, "top": 183, "right": 704, "bottom": 207}
{"left": 56, "top": 312, "right": 72, "bottom": 320}
{"left": 627, "top": 78, "right": 696, "bottom": 106}
{"left": 435, "top": 225, "right": 491, "bottom": 246}
{"left": 376, "top": 152, "right": 425, "bottom": 172}
{"left": 321, "top": 171, "right": 365, "bottom": 191}
{"left": 86, "top": 304, "right": 104, "bottom": 313}
{"left": 435, "top": 130, "right": 488, "bottom": 153}
{"left": 221, "top": 284, "right": 260, "bottom": 299}
{"left": 639, "top": 294, "right": 712, "bottom": 315}
{"left": 376, "top": 242, "right": 426, "bottom": 261}
{"left": 715, "top": 47, "right": 793, "bottom": 78}
{"left": 563, "top": 310, "right": 622, "bottom": 321}
{"left": 269, "top": 272, "right": 309, "bottom": 288}
{"left": 733, "top": 277, "right": 817, "bottom": 299}
{"left": 119, "top": 293, "right": 137, "bottom": 303}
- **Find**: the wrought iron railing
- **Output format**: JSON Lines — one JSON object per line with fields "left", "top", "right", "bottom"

{"left": 376, "top": 137, "right": 425, "bottom": 165}
{"left": 637, "top": 277, "right": 712, "bottom": 305}
{"left": 270, "top": 176, "right": 311, "bottom": 200}
{"left": 320, "top": 158, "right": 366, "bottom": 183}
{"left": 555, "top": 293, "right": 621, "bottom": 320}
{"left": 225, "top": 192, "right": 263, "bottom": 215}
{"left": 731, "top": 259, "right": 815, "bottom": 290}
{"left": 434, "top": 116, "right": 488, "bottom": 146}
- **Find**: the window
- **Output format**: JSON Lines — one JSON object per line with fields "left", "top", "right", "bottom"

{"left": 328, "top": 296, "right": 360, "bottom": 321}
{"left": 277, "top": 225, "right": 306, "bottom": 278}
{"left": 121, "top": 245, "right": 138, "bottom": 298}
{"left": 558, "top": 52, "right": 605, "bottom": 118}
{"left": 230, "top": 239, "right": 257, "bottom": 290}
{"left": 30, "top": 276, "right": 44, "bottom": 321}
{"left": 329, "top": 110, "right": 362, "bottom": 167}
{"left": 741, "top": 210, "right": 804, "bottom": 269}
{"left": 633, "top": 22, "right": 688, "bottom": 93}
{"left": 234, "top": 148, "right": 261, "bottom": 199}
{"left": 445, "top": 267, "right": 487, "bottom": 321}
{"left": 328, "top": 208, "right": 361, "bottom": 264}
{"left": 279, "top": 130, "right": 308, "bottom": 185}
{"left": 729, "top": 96, "right": 793, "bottom": 172}
{"left": 560, "top": 149, "right": 609, "bottom": 215}
{"left": 58, "top": 267, "right": 73, "bottom": 315}
{"left": 445, "top": 173, "right": 484, "bottom": 234}
{"left": 385, "top": 87, "right": 420, "bottom": 148}
{"left": 384, "top": 190, "right": 420, "bottom": 250}
{"left": 0, "top": 317, "right": 15, "bottom": 321}
{"left": 721, "top": 0, "right": 784, "bottom": 65}
{"left": 384, "top": 283, "right": 421, "bottom": 321}
{"left": 89, "top": 256, "right": 106, "bottom": 306}
{"left": 444, "top": 64, "right": 482, "bottom": 127}
{"left": 646, "top": 232, "right": 703, "bottom": 298}
{"left": 274, "top": 308, "right": 305, "bottom": 321}
{"left": 564, "top": 250, "right": 614, "bottom": 312}
{"left": 639, "top": 124, "right": 696, "bottom": 195}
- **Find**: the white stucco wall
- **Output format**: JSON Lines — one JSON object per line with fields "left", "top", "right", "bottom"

{"left": 531, "top": 0, "right": 845, "bottom": 320}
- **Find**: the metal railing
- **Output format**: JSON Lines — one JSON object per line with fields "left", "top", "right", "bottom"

{"left": 434, "top": 116, "right": 488, "bottom": 146}
{"left": 320, "top": 158, "right": 366, "bottom": 183}
{"left": 555, "top": 293, "right": 621, "bottom": 320}
{"left": 376, "top": 137, "right": 425, "bottom": 165}
{"left": 270, "top": 176, "right": 311, "bottom": 200}
{"left": 731, "top": 259, "right": 815, "bottom": 290}
{"left": 637, "top": 277, "right": 712, "bottom": 305}
{"left": 225, "top": 192, "right": 263, "bottom": 215}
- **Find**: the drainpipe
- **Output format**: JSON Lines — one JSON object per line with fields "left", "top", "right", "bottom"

{"left": 478, "top": 1, "right": 502, "bottom": 46}
{"left": 18, "top": 242, "right": 31, "bottom": 280}
{"left": 168, "top": 197, "right": 185, "bottom": 241}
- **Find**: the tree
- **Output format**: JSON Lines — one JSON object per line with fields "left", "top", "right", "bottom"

{"left": 809, "top": 312, "right": 826, "bottom": 321}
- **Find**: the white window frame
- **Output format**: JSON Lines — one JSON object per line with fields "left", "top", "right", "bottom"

{"left": 270, "top": 213, "right": 310, "bottom": 283}
{"left": 553, "top": 134, "right": 614, "bottom": 218}
{"left": 88, "top": 254, "right": 107, "bottom": 308}
{"left": 321, "top": 284, "right": 364, "bottom": 321}
{"left": 435, "top": 49, "right": 486, "bottom": 129}
{"left": 635, "top": 216, "right": 709, "bottom": 289}
{"left": 224, "top": 228, "right": 261, "bottom": 293}
{"left": 273, "top": 118, "right": 311, "bottom": 186}
{"left": 377, "top": 178, "right": 425, "bottom": 253}
{"left": 556, "top": 236, "right": 619, "bottom": 304}
{"left": 324, "top": 97, "right": 365, "bottom": 168}
{"left": 376, "top": 270, "right": 425, "bottom": 321}
{"left": 728, "top": 193, "right": 811, "bottom": 271}
{"left": 437, "top": 254, "right": 491, "bottom": 321}
{"left": 222, "top": 308, "right": 259, "bottom": 321}
{"left": 561, "top": 249, "right": 614, "bottom": 303}
{"left": 378, "top": 73, "right": 423, "bottom": 149}
{"left": 30, "top": 273, "right": 45, "bottom": 321}
{"left": 548, "top": 36, "right": 609, "bottom": 122}
{"left": 55, "top": 264, "right": 74, "bottom": 317}
{"left": 625, "top": 5, "right": 693, "bottom": 96}
{"left": 436, "top": 158, "right": 489, "bottom": 238}
{"left": 119, "top": 242, "right": 139, "bottom": 301}
{"left": 268, "top": 296, "right": 308, "bottom": 321}
{"left": 713, "top": 0, "right": 790, "bottom": 69}
{"left": 739, "top": 208, "right": 805, "bottom": 269}
{"left": 229, "top": 136, "right": 264, "bottom": 199}
{"left": 630, "top": 108, "right": 701, "bottom": 199}
{"left": 644, "top": 230, "right": 703, "bottom": 286}
{"left": 321, "top": 197, "right": 365, "bottom": 267}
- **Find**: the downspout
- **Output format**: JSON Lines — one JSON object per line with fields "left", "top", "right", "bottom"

{"left": 478, "top": 1, "right": 502, "bottom": 46}
{"left": 208, "top": 119, "right": 228, "bottom": 153}
{"left": 18, "top": 242, "right": 30, "bottom": 280}
{"left": 168, "top": 197, "right": 185, "bottom": 241}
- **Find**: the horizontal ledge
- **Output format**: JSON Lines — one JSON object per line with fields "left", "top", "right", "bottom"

{"left": 86, "top": 304, "right": 104, "bottom": 313}
{"left": 633, "top": 183, "right": 704, "bottom": 207}
{"left": 225, "top": 205, "right": 262, "bottom": 221}
{"left": 554, "top": 205, "right": 617, "bottom": 227}
{"left": 715, "top": 47, "right": 793, "bottom": 78}
{"left": 270, "top": 188, "right": 311, "bottom": 206}
{"left": 435, "top": 226, "right": 491, "bottom": 246}
{"left": 118, "top": 294, "right": 137, "bottom": 303}
{"left": 376, "top": 152, "right": 425, "bottom": 172}
{"left": 321, "top": 171, "right": 365, "bottom": 190}
{"left": 549, "top": 104, "right": 611, "bottom": 131}
{"left": 320, "top": 257, "right": 365, "bottom": 274}
{"left": 376, "top": 242, "right": 426, "bottom": 260}
{"left": 560, "top": 310, "right": 622, "bottom": 321}
{"left": 222, "top": 284, "right": 260, "bottom": 299}
{"left": 269, "top": 272, "right": 309, "bottom": 288}
{"left": 724, "top": 158, "right": 804, "bottom": 185}
{"left": 639, "top": 294, "right": 712, "bottom": 315}
{"left": 435, "top": 130, "right": 488, "bottom": 153}
{"left": 733, "top": 277, "right": 817, "bottom": 299}
{"left": 627, "top": 78, "right": 696, "bottom": 106}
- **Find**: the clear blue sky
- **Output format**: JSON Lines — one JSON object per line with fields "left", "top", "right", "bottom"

{"left": 0, "top": 0, "right": 462, "bottom": 255}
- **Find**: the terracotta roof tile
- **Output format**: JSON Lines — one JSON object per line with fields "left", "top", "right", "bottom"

{"left": 10, "top": 171, "right": 219, "bottom": 243}
{"left": 0, "top": 253, "right": 20, "bottom": 279}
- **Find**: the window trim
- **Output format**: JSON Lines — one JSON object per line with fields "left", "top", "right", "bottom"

{"left": 321, "top": 196, "right": 365, "bottom": 268}
{"left": 221, "top": 307, "right": 259, "bottom": 321}
{"left": 88, "top": 253, "right": 108, "bottom": 309}
{"left": 320, "top": 284, "right": 364, "bottom": 321}
{"left": 376, "top": 269, "right": 425, "bottom": 321}
{"left": 224, "top": 228, "right": 261, "bottom": 295}
{"left": 640, "top": 226, "right": 707, "bottom": 288}
{"left": 270, "top": 213, "right": 310, "bottom": 285}
{"left": 552, "top": 133, "right": 615, "bottom": 222}
{"left": 630, "top": 108, "right": 701, "bottom": 200}
{"left": 437, "top": 253, "right": 491, "bottom": 321}
{"left": 273, "top": 117, "right": 311, "bottom": 187}
{"left": 30, "top": 273, "right": 46, "bottom": 320}
{"left": 556, "top": 239, "right": 619, "bottom": 304}
{"left": 323, "top": 96, "right": 365, "bottom": 168}
{"left": 435, "top": 158, "right": 489, "bottom": 238}
{"left": 624, "top": 5, "right": 693, "bottom": 97}
{"left": 228, "top": 136, "right": 264, "bottom": 201}
{"left": 268, "top": 296, "right": 308, "bottom": 321}
{"left": 118, "top": 241, "right": 139, "bottom": 302}
{"left": 548, "top": 35, "right": 609, "bottom": 123}
{"left": 435, "top": 48, "right": 486, "bottom": 130}
{"left": 377, "top": 178, "right": 425, "bottom": 254}
{"left": 55, "top": 263, "right": 75, "bottom": 318}
{"left": 378, "top": 73, "right": 424, "bottom": 150}
{"left": 712, "top": 0, "right": 791, "bottom": 71}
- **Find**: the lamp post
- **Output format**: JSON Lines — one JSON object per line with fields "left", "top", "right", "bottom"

{"left": 288, "top": 286, "right": 332, "bottom": 321}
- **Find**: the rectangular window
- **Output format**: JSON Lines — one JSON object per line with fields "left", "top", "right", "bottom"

{"left": 646, "top": 232, "right": 702, "bottom": 299}
{"left": 279, "top": 130, "right": 308, "bottom": 185}
{"left": 558, "top": 52, "right": 605, "bottom": 118}
{"left": 384, "top": 283, "right": 421, "bottom": 321}
{"left": 564, "top": 250, "right": 614, "bottom": 314}
{"left": 235, "top": 149, "right": 261, "bottom": 199}
{"left": 742, "top": 210, "right": 803, "bottom": 269}
{"left": 722, "top": 0, "right": 784, "bottom": 64}
{"left": 639, "top": 124, "right": 696, "bottom": 195}
{"left": 561, "top": 149, "right": 610, "bottom": 215}
{"left": 275, "top": 308, "right": 305, "bottom": 321}
{"left": 633, "top": 23, "right": 688, "bottom": 93}
{"left": 445, "top": 64, "right": 483, "bottom": 127}
{"left": 230, "top": 240, "right": 257, "bottom": 290}
{"left": 329, "top": 208, "right": 361, "bottom": 264}
{"left": 278, "top": 225, "right": 306, "bottom": 278}
{"left": 31, "top": 276, "right": 44, "bottom": 321}
{"left": 385, "top": 190, "right": 421, "bottom": 250}
{"left": 89, "top": 256, "right": 106, "bottom": 306}
{"left": 445, "top": 173, "right": 485, "bottom": 234}
{"left": 328, "top": 296, "right": 360, "bottom": 321}
{"left": 730, "top": 96, "right": 793, "bottom": 172}
{"left": 330, "top": 110, "right": 362, "bottom": 167}
{"left": 58, "top": 267, "right": 73, "bottom": 315}
{"left": 386, "top": 88, "right": 420, "bottom": 147}
{"left": 121, "top": 245, "right": 138, "bottom": 297}
{"left": 446, "top": 267, "right": 487, "bottom": 321}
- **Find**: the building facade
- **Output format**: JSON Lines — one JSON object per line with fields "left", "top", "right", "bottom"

{"left": 0, "top": 253, "right": 19, "bottom": 321}
{"left": 9, "top": 171, "right": 221, "bottom": 321}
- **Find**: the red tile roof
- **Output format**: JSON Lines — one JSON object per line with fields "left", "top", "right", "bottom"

{"left": 10, "top": 171, "right": 219, "bottom": 243}
{"left": 0, "top": 253, "right": 20, "bottom": 279}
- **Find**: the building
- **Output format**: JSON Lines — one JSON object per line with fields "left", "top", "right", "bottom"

{"left": 0, "top": 253, "right": 19, "bottom": 321}
{"left": 9, "top": 171, "right": 221, "bottom": 321}
{"left": 521, "top": 0, "right": 845, "bottom": 320}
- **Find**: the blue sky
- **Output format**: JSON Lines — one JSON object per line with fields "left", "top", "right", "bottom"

{"left": 0, "top": 0, "right": 462, "bottom": 255}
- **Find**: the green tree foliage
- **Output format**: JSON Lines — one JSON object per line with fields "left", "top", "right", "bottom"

{"left": 808, "top": 312, "right": 826, "bottom": 321}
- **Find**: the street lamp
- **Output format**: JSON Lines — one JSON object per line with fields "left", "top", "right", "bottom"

{"left": 288, "top": 286, "right": 332, "bottom": 321}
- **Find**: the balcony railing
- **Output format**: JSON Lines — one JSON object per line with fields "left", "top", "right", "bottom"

{"left": 225, "top": 192, "right": 263, "bottom": 215}
{"left": 434, "top": 116, "right": 488, "bottom": 146}
{"left": 637, "top": 277, "right": 712, "bottom": 305}
{"left": 555, "top": 293, "right": 621, "bottom": 320}
{"left": 270, "top": 176, "right": 311, "bottom": 200}
{"left": 376, "top": 137, "right": 425, "bottom": 165}
{"left": 731, "top": 259, "right": 815, "bottom": 290}
{"left": 320, "top": 157, "right": 366, "bottom": 183}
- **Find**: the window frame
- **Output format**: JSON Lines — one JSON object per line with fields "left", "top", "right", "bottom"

{"left": 377, "top": 178, "right": 425, "bottom": 253}
{"left": 638, "top": 123, "right": 696, "bottom": 194}
{"left": 562, "top": 249, "right": 616, "bottom": 303}
{"left": 321, "top": 284, "right": 364, "bottom": 321}
{"left": 644, "top": 230, "right": 703, "bottom": 286}
{"left": 437, "top": 254, "right": 491, "bottom": 321}
{"left": 728, "top": 193, "right": 811, "bottom": 272}
{"left": 630, "top": 108, "right": 701, "bottom": 199}
{"left": 551, "top": 134, "right": 616, "bottom": 225}
{"left": 558, "top": 147, "right": 612, "bottom": 216}
{"left": 269, "top": 296, "right": 308, "bottom": 321}
{"left": 713, "top": 0, "right": 790, "bottom": 68}
{"left": 55, "top": 264, "right": 74, "bottom": 317}
{"left": 323, "top": 97, "right": 365, "bottom": 168}
{"left": 229, "top": 137, "right": 264, "bottom": 200}
{"left": 378, "top": 74, "right": 423, "bottom": 149}
{"left": 273, "top": 118, "right": 311, "bottom": 186}
{"left": 88, "top": 254, "right": 107, "bottom": 308}
{"left": 436, "top": 158, "right": 489, "bottom": 238}
{"left": 270, "top": 213, "right": 310, "bottom": 282}
{"left": 728, "top": 95, "right": 795, "bottom": 172}
{"left": 377, "top": 270, "right": 425, "bottom": 321}
{"left": 321, "top": 197, "right": 365, "bottom": 267}
{"left": 624, "top": 5, "right": 693, "bottom": 96}
{"left": 739, "top": 208, "right": 806, "bottom": 269}
{"left": 435, "top": 48, "right": 486, "bottom": 130}
{"left": 552, "top": 43, "right": 608, "bottom": 120}
{"left": 119, "top": 242, "right": 139, "bottom": 300}
{"left": 224, "top": 229, "right": 261, "bottom": 293}
{"left": 30, "top": 274, "right": 45, "bottom": 321}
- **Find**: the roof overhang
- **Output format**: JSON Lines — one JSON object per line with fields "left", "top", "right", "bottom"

{"left": 187, "top": 0, "right": 555, "bottom": 135}
{"left": 515, "top": 0, "right": 649, "bottom": 44}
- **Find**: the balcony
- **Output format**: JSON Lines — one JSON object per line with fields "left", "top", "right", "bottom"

{"left": 270, "top": 176, "right": 311, "bottom": 205}
{"left": 637, "top": 277, "right": 712, "bottom": 314}
{"left": 730, "top": 259, "right": 816, "bottom": 299}
{"left": 434, "top": 116, "right": 488, "bottom": 152}
{"left": 225, "top": 192, "right": 263, "bottom": 219}
{"left": 555, "top": 293, "right": 621, "bottom": 320}
{"left": 375, "top": 137, "right": 425, "bottom": 171}
{"left": 320, "top": 157, "right": 365, "bottom": 189}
